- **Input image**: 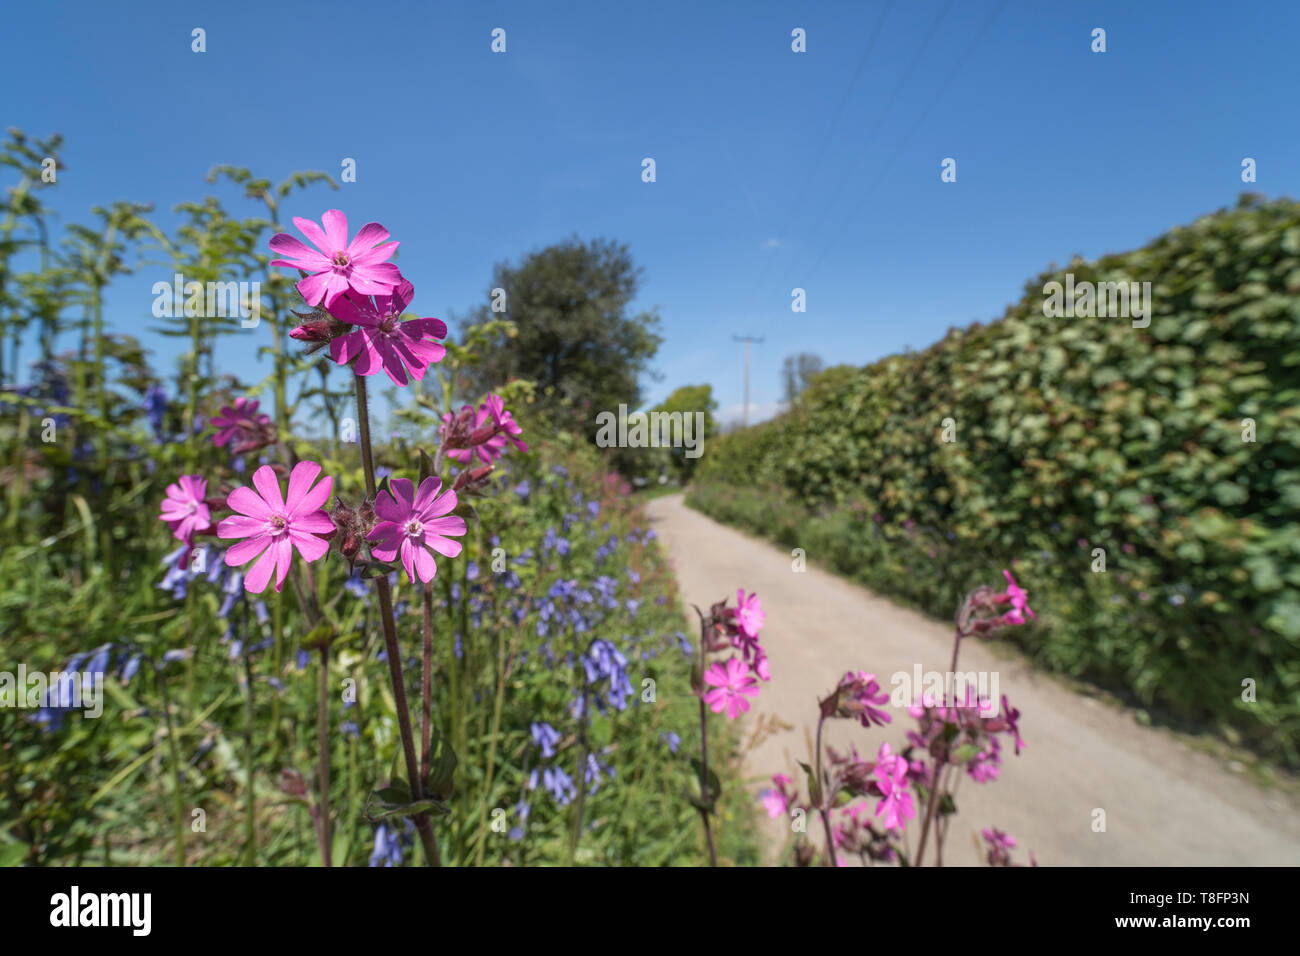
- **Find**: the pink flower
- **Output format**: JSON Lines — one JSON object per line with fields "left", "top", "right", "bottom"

{"left": 873, "top": 760, "right": 915, "bottom": 832}
{"left": 761, "top": 789, "right": 787, "bottom": 818}
{"left": 735, "top": 589, "right": 764, "bottom": 638}
{"left": 269, "top": 209, "right": 402, "bottom": 308}
{"left": 485, "top": 394, "right": 528, "bottom": 453}
{"left": 1000, "top": 569, "right": 1037, "bottom": 624}
{"left": 754, "top": 650, "right": 771, "bottom": 682}
{"left": 327, "top": 280, "right": 448, "bottom": 386}
{"left": 367, "top": 476, "right": 466, "bottom": 584}
{"left": 160, "top": 475, "right": 211, "bottom": 551}
{"left": 874, "top": 740, "right": 904, "bottom": 779}
{"left": 967, "top": 736, "right": 1003, "bottom": 783}
{"left": 440, "top": 395, "right": 529, "bottom": 466}
{"left": 702, "top": 657, "right": 760, "bottom": 719}
{"left": 982, "top": 827, "right": 1017, "bottom": 850}
{"left": 838, "top": 670, "right": 892, "bottom": 727}
{"left": 217, "top": 461, "right": 336, "bottom": 594}
{"left": 210, "top": 397, "right": 272, "bottom": 450}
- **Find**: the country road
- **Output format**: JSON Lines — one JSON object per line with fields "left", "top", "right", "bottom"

{"left": 646, "top": 493, "right": 1300, "bottom": 867}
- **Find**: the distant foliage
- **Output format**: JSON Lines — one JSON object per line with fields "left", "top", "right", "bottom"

{"left": 695, "top": 195, "right": 1300, "bottom": 766}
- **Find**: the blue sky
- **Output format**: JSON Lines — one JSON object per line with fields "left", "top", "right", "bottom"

{"left": 3, "top": 0, "right": 1298, "bottom": 425}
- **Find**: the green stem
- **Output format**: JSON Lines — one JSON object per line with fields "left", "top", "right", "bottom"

{"left": 317, "top": 646, "right": 332, "bottom": 866}
{"left": 354, "top": 373, "right": 441, "bottom": 867}
{"left": 158, "top": 669, "right": 186, "bottom": 866}
{"left": 695, "top": 615, "right": 718, "bottom": 866}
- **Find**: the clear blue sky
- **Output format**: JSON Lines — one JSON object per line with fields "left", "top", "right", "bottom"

{"left": 4, "top": 0, "right": 1298, "bottom": 425}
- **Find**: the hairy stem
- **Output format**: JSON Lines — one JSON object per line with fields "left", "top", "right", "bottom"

{"left": 354, "top": 373, "right": 441, "bottom": 867}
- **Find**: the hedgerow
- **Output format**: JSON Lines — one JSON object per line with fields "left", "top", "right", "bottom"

{"left": 693, "top": 195, "right": 1300, "bottom": 766}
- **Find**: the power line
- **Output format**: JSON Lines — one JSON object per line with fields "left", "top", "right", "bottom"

{"left": 735, "top": 2, "right": 897, "bottom": 322}
{"left": 776, "top": 0, "right": 957, "bottom": 291}
{"left": 794, "top": 0, "right": 1009, "bottom": 285}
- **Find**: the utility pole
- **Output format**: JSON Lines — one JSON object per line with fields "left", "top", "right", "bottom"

{"left": 733, "top": 334, "right": 763, "bottom": 428}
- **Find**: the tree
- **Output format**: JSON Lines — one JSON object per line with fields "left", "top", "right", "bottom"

{"left": 651, "top": 383, "right": 717, "bottom": 482}
{"left": 781, "top": 352, "right": 824, "bottom": 405}
{"left": 461, "top": 237, "right": 662, "bottom": 434}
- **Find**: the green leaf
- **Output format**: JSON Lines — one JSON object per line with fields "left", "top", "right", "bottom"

{"left": 300, "top": 622, "right": 335, "bottom": 650}
{"left": 688, "top": 758, "right": 722, "bottom": 811}
{"left": 424, "top": 732, "right": 458, "bottom": 802}
{"left": 364, "top": 779, "right": 449, "bottom": 822}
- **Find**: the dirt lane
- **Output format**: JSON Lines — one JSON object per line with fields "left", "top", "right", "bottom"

{"left": 647, "top": 493, "right": 1300, "bottom": 867}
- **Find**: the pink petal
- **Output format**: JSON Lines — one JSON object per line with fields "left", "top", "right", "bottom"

{"left": 251, "top": 465, "right": 285, "bottom": 512}
{"left": 290, "top": 529, "right": 329, "bottom": 563}
{"left": 284, "top": 460, "right": 322, "bottom": 511}
{"left": 373, "top": 491, "right": 408, "bottom": 524}
{"left": 241, "top": 547, "right": 277, "bottom": 593}
{"left": 292, "top": 216, "right": 332, "bottom": 254}
{"left": 388, "top": 478, "right": 415, "bottom": 513}
{"left": 411, "top": 544, "right": 436, "bottom": 583}
{"left": 227, "top": 485, "right": 272, "bottom": 519}
{"left": 426, "top": 534, "right": 462, "bottom": 559}
{"left": 398, "top": 538, "right": 418, "bottom": 583}
{"left": 219, "top": 515, "right": 268, "bottom": 538}
{"left": 412, "top": 476, "right": 444, "bottom": 515}
{"left": 320, "top": 210, "right": 349, "bottom": 251}
{"left": 272, "top": 537, "right": 294, "bottom": 592}
{"left": 288, "top": 463, "right": 332, "bottom": 516}
{"left": 423, "top": 515, "right": 466, "bottom": 539}
{"left": 270, "top": 232, "right": 330, "bottom": 265}
{"left": 347, "top": 221, "right": 390, "bottom": 253}
{"left": 293, "top": 511, "right": 335, "bottom": 534}
{"left": 224, "top": 533, "right": 272, "bottom": 565}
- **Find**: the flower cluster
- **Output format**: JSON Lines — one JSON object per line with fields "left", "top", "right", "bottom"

{"left": 272, "top": 210, "right": 445, "bottom": 386}
{"left": 210, "top": 397, "right": 276, "bottom": 456}
{"left": 699, "top": 590, "right": 769, "bottom": 720}
{"left": 440, "top": 393, "right": 530, "bottom": 468}
{"left": 765, "top": 571, "right": 1037, "bottom": 867}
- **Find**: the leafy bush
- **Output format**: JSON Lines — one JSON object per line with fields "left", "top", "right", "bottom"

{"left": 693, "top": 195, "right": 1300, "bottom": 766}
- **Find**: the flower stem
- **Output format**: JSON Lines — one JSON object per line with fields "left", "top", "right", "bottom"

{"left": 157, "top": 668, "right": 185, "bottom": 866}
{"left": 420, "top": 582, "right": 435, "bottom": 783}
{"left": 915, "top": 627, "right": 964, "bottom": 866}
{"left": 317, "top": 646, "right": 332, "bottom": 867}
{"left": 354, "top": 373, "right": 441, "bottom": 867}
{"left": 695, "top": 615, "right": 718, "bottom": 866}
{"left": 815, "top": 714, "right": 837, "bottom": 867}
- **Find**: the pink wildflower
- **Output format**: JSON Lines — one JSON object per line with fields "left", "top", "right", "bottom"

{"left": 218, "top": 461, "right": 336, "bottom": 594}
{"left": 1000, "top": 569, "right": 1036, "bottom": 624}
{"left": 327, "top": 280, "right": 448, "bottom": 386}
{"left": 873, "top": 759, "right": 915, "bottom": 832}
{"left": 702, "top": 657, "right": 760, "bottom": 720}
{"left": 761, "top": 774, "right": 791, "bottom": 818}
{"left": 269, "top": 209, "right": 402, "bottom": 308}
{"left": 367, "top": 476, "right": 466, "bottom": 584}
{"left": 838, "top": 670, "right": 892, "bottom": 727}
{"left": 734, "top": 589, "right": 765, "bottom": 638}
{"left": 210, "top": 397, "right": 272, "bottom": 450}
{"left": 160, "top": 475, "right": 211, "bottom": 551}
{"left": 442, "top": 404, "right": 506, "bottom": 466}
{"left": 485, "top": 393, "right": 528, "bottom": 453}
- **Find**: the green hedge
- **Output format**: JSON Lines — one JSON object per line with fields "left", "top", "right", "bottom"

{"left": 693, "top": 194, "right": 1300, "bottom": 766}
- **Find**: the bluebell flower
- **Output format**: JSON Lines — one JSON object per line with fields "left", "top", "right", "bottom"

{"left": 143, "top": 385, "right": 168, "bottom": 442}
{"left": 530, "top": 721, "right": 561, "bottom": 758}
{"left": 660, "top": 732, "right": 681, "bottom": 754}
{"left": 541, "top": 766, "right": 576, "bottom": 806}
{"left": 369, "top": 820, "right": 414, "bottom": 867}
